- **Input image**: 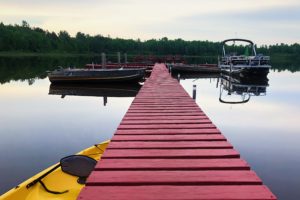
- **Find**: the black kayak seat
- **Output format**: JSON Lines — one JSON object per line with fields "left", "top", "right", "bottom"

{"left": 60, "top": 155, "right": 97, "bottom": 184}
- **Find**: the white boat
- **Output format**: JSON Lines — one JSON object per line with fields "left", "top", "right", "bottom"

{"left": 218, "top": 39, "right": 271, "bottom": 75}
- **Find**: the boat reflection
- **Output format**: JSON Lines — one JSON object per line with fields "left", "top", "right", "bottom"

{"left": 218, "top": 73, "right": 269, "bottom": 104}
{"left": 48, "top": 83, "right": 141, "bottom": 106}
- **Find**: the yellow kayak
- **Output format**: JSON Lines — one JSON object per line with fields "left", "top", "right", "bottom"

{"left": 1, "top": 140, "right": 109, "bottom": 200}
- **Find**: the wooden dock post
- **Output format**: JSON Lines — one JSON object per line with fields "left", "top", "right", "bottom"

{"left": 193, "top": 84, "right": 197, "bottom": 100}
{"left": 101, "top": 53, "right": 106, "bottom": 69}
{"left": 117, "top": 52, "right": 121, "bottom": 67}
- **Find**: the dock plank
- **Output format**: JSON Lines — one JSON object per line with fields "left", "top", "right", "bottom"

{"left": 107, "top": 141, "right": 232, "bottom": 149}
{"left": 115, "top": 128, "right": 221, "bottom": 135}
{"left": 95, "top": 158, "right": 250, "bottom": 170}
{"left": 125, "top": 112, "right": 205, "bottom": 116}
{"left": 129, "top": 105, "right": 199, "bottom": 108}
{"left": 120, "top": 119, "right": 212, "bottom": 125}
{"left": 128, "top": 107, "right": 200, "bottom": 110}
{"left": 122, "top": 115, "right": 209, "bottom": 120}
{"left": 87, "top": 170, "right": 262, "bottom": 186}
{"left": 112, "top": 134, "right": 225, "bottom": 141}
{"left": 101, "top": 149, "right": 240, "bottom": 159}
{"left": 131, "top": 102, "right": 198, "bottom": 106}
{"left": 117, "top": 124, "right": 215, "bottom": 129}
{"left": 79, "top": 186, "right": 276, "bottom": 200}
{"left": 127, "top": 108, "right": 200, "bottom": 113}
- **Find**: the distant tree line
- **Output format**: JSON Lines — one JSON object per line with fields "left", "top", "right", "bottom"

{"left": 0, "top": 21, "right": 300, "bottom": 56}
{"left": 1, "top": 55, "right": 299, "bottom": 85}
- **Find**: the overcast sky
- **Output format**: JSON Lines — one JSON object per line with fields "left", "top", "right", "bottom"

{"left": 1, "top": 0, "right": 300, "bottom": 45}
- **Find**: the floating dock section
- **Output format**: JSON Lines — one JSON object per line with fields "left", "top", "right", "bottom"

{"left": 78, "top": 64, "right": 277, "bottom": 200}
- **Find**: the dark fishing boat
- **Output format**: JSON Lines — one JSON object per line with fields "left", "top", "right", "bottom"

{"left": 48, "top": 68, "right": 146, "bottom": 83}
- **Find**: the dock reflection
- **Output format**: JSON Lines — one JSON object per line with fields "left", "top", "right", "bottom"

{"left": 49, "top": 83, "right": 141, "bottom": 106}
{"left": 172, "top": 72, "right": 220, "bottom": 80}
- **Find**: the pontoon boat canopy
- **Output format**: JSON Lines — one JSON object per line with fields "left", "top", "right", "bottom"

{"left": 221, "top": 39, "right": 254, "bottom": 45}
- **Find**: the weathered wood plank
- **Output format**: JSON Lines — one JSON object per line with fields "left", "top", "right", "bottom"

{"left": 122, "top": 115, "right": 209, "bottom": 120}
{"left": 95, "top": 158, "right": 250, "bottom": 170}
{"left": 129, "top": 105, "right": 199, "bottom": 108}
{"left": 107, "top": 141, "right": 232, "bottom": 149}
{"left": 127, "top": 110, "right": 201, "bottom": 113}
{"left": 120, "top": 119, "right": 212, "bottom": 125}
{"left": 132, "top": 100, "right": 196, "bottom": 104}
{"left": 86, "top": 170, "right": 262, "bottom": 186}
{"left": 117, "top": 124, "right": 215, "bottom": 130}
{"left": 107, "top": 141, "right": 233, "bottom": 149}
{"left": 128, "top": 107, "right": 200, "bottom": 110}
{"left": 112, "top": 134, "right": 225, "bottom": 141}
{"left": 78, "top": 186, "right": 277, "bottom": 200}
{"left": 125, "top": 112, "right": 205, "bottom": 116}
{"left": 131, "top": 102, "right": 198, "bottom": 106}
{"left": 101, "top": 149, "right": 240, "bottom": 159}
{"left": 115, "top": 128, "right": 221, "bottom": 135}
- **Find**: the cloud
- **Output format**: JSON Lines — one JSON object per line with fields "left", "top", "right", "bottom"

{"left": 0, "top": 0, "right": 299, "bottom": 44}
{"left": 138, "top": 4, "right": 300, "bottom": 44}
{"left": 180, "top": 5, "right": 300, "bottom": 22}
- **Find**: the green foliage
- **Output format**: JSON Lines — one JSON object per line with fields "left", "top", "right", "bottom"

{"left": 0, "top": 21, "right": 299, "bottom": 56}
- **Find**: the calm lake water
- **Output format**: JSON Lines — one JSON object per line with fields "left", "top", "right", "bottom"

{"left": 0, "top": 56, "right": 300, "bottom": 199}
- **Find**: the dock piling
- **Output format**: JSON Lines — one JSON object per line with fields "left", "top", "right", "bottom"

{"left": 101, "top": 53, "right": 106, "bottom": 69}
{"left": 117, "top": 52, "right": 121, "bottom": 67}
{"left": 193, "top": 84, "right": 197, "bottom": 100}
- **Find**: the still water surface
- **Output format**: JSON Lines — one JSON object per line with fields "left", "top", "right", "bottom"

{"left": 0, "top": 56, "right": 300, "bottom": 200}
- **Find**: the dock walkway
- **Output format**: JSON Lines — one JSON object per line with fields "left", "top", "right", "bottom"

{"left": 78, "top": 64, "right": 276, "bottom": 200}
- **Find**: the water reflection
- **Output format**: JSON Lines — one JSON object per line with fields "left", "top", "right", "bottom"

{"left": 218, "top": 73, "right": 269, "bottom": 104}
{"left": 49, "top": 83, "right": 141, "bottom": 106}
{"left": 0, "top": 55, "right": 299, "bottom": 85}
{"left": 172, "top": 70, "right": 270, "bottom": 104}
{"left": 172, "top": 72, "right": 220, "bottom": 80}
{"left": 0, "top": 78, "right": 139, "bottom": 194}
{"left": 0, "top": 56, "right": 94, "bottom": 84}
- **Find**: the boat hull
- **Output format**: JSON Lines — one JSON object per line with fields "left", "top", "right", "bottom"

{"left": 48, "top": 68, "right": 145, "bottom": 83}
{"left": 219, "top": 65, "right": 270, "bottom": 76}
{"left": 1, "top": 141, "right": 109, "bottom": 200}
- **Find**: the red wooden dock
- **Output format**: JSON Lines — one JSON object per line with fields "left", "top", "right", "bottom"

{"left": 78, "top": 64, "right": 277, "bottom": 200}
